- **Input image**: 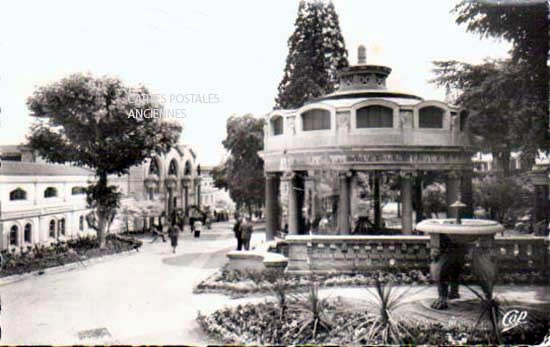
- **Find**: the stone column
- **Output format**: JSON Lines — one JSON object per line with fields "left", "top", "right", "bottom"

{"left": 265, "top": 172, "right": 280, "bottom": 241}
{"left": 373, "top": 171, "right": 381, "bottom": 230}
{"left": 446, "top": 173, "right": 461, "bottom": 218}
{"left": 414, "top": 174, "right": 423, "bottom": 223}
{"left": 285, "top": 172, "right": 300, "bottom": 235}
{"left": 337, "top": 171, "right": 352, "bottom": 234}
{"left": 401, "top": 173, "right": 413, "bottom": 234}
{"left": 197, "top": 182, "right": 202, "bottom": 208}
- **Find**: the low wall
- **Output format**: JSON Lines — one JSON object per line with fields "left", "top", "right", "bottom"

{"left": 284, "top": 235, "right": 550, "bottom": 277}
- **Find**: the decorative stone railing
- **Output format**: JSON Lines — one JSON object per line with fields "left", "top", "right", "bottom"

{"left": 283, "top": 235, "right": 550, "bottom": 277}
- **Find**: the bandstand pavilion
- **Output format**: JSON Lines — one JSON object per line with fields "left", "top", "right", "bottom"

{"left": 259, "top": 46, "right": 474, "bottom": 240}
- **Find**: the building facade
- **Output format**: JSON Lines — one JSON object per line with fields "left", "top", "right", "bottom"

{"left": 198, "top": 165, "right": 235, "bottom": 213}
{"left": 0, "top": 144, "right": 201, "bottom": 251}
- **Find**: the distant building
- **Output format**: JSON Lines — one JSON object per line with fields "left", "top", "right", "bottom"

{"left": 0, "top": 144, "right": 201, "bottom": 251}
{"left": 198, "top": 165, "right": 235, "bottom": 212}
{"left": 472, "top": 151, "right": 550, "bottom": 173}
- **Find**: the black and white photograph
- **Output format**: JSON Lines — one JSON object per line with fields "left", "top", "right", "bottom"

{"left": 0, "top": 0, "right": 549, "bottom": 345}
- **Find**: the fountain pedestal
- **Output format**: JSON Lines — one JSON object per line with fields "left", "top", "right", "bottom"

{"left": 416, "top": 218, "right": 504, "bottom": 310}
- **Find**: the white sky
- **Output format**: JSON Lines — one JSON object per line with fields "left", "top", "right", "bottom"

{"left": 0, "top": 0, "right": 511, "bottom": 165}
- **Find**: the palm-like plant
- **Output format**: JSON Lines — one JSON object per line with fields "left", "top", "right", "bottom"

{"left": 287, "top": 279, "right": 333, "bottom": 342}
{"left": 466, "top": 249, "right": 502, "bottom": 344}
{"left": 265, "top": 271, "right": 292, "bottom": 322}
{"left": 345, "top": 276, "right": 427, "bottom": 345}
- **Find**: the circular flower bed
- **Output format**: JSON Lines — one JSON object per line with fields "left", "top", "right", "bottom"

{"left": 195, "top": 266, "right": 546, "bottom": 297}
{"left": 197, "top": 299, "right": 550, "bottom": 345}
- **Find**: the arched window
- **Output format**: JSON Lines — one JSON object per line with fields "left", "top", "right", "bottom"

{"left": 24, "top": 223, "right": 32, "bottom": 243}
{"left": 9, "top": 188, "right": 27, "bottom": 201}
{"left": 356, "top": 105, "right": 393, "bottom": 128}
{"left": 9, "top": 225, "right": 18, "bottom": 246}
{"left": 44, "top": 187, "right": 58, "bottom": 198}
{"left": 49, "top": 220, "right": 56, "bottom": 238}
{"left": 71, "top": 186, "right": 86, "bottom": 195}
{"left": 184, "top": 161, "right": 192, "bottom": 176}
{"left": 459, "top": 111, "right": 468, "bottom": 131}
{"left": 168, "top": 159, "right": 178, "bottom": 176}
{"left": 148, "top": 158, "right": 160, "bottom": 176}
{"left": 79, "top": 216, "right": 84, "bottom": 231}
{"left": 419, "top": 106, "right": 444, "bottom": 128}
{"left": 301, "top": 109, "right": 331, "bottom": 131}
{"left": 58, "top": 218, "right": 66, "bottom": 236}
{"left": 271, "top": 116, "right": 284, "bottom": 135}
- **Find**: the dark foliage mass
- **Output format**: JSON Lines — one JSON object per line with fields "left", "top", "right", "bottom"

{"left": 275, "top": 0, "right": 348, "bottom": 109}
{"left": 213, "top": 115, "right": 265, "bottom": 217}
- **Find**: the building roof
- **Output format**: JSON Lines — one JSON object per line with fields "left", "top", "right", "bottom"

{"left": 0, "top": 145, "right": 28, "bottom": 153}
{"left": 0, "top": 161, "right": 94, "bottom": 176}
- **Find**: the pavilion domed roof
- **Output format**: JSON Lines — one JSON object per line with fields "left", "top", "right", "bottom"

{"left": 314, "top": 45, "right": 422, "bottom": 103}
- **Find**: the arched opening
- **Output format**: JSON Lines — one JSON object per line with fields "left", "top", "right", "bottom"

{"left": 148, "top": 157, "right": 160, "bottom": 176}
{"left": 58, "top": 218, "right": 66, "bottom": 236}
{"left": 9, "top": 225, "right": 18, "bottom": 246}
{"left": 168, "top": 159, "right": 178, "bottom": 176}
{"left": 24, "top": 223, "right": 32, "bottom": 243}
{"left": 301, "top": 109, "right": 331, "bottom": 131}
{"left": 49, "top": 220, "right": 57, "bottom": 238}
{"left": 44, "top": 187, "right": 58, "bottom": 198}
{"left": 79, "top": 215, "right": 84, "bottom": 231}
{"left": 356, "top": 105, "right": 393, "bottom": 128}
{"left": 271, "top": 116, "right": 284, "bottom": 135}
{"left": 9, "top": 188, "right": 27, "bottom": 201}
{"left": 184, "top": 161, "right": 192, "bottom": 176}
{"left": 459, "top": 110, "right": 468, "bottom": 131}
{"left": 419, "top": 106, "right": 444, "bottom": 128}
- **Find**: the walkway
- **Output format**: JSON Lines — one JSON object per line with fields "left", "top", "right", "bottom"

{"left": 1, "top": 221, "right": 548, "bottom": 344}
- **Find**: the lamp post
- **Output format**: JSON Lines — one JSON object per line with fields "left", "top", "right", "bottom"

{"left": 194, "top": 176, "right": 202, "bottom": 208}
{"left": 144, "top": 174, "right": 159, "bottom": 229}
{"left": 165, "top": 174, "right": 177, "bottom": 224}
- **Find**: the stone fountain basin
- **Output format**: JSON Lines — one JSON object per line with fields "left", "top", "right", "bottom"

{"left": 416, "top": 218, "right": 504, "bottom": 243}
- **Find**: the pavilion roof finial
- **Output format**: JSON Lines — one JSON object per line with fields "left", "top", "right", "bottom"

{"left": 357, "top": 45, "right": 366, "bottom": 64}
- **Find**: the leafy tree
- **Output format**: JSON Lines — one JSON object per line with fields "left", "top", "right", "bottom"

{"left": 422, "top": 183, "right": 447, "bottom": 219}
{"left": 453, "top": 0, "right": 549, "bottom": 103}
{"left": 275, "top": 0, "right": 348, "bottom": 109}
{"left": 214, "top": 115, "right": 265, "bottom": 218}
{"left": 432, "top": 59, "right": 545, "bottom": 175}
{"left": 473, "top": 175, "right": 531, "bottom": 225}
{"left": 433, "top": 1, "right": 549, "bottom": 172}
{"left": 27, "top": 73, "right": 181, "bottom": 247}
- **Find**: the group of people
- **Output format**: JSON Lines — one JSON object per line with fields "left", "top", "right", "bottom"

{"left": 233, "top": 214, "right": 253, "bottom": 251}
{"left": 150, "top": 218, "right": 182, "bottom": 254}
{"left": 150, "top": 211, "right": 205, "bottom": 254}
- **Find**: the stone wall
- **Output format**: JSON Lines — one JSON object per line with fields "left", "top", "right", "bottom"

{"left": 283, "top": 235, "right": 550, "bottom": 278}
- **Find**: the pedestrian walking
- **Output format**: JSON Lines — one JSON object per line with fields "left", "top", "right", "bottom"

{"left": 193, "top": 220, "right": 203, "bottom": 238}
{"left": 168, "top": 224, "right": 180, "bottom": 253}
{"left": 233, "top": 214, "right": 243, "bottom": 250}
{"left": 241, "top": 218, "right": 252, "bottom": 251}
{"left": 150, "top": 224, "right": 166, "bottom": 243}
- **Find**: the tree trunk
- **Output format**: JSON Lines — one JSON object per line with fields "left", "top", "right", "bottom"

{"left": 97, "top": 172, "right": 108, "bottom": 248}
{"left": 493, "top": 150, "right": 511, "bottom": 177}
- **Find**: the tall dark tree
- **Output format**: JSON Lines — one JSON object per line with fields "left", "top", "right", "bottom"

{"left": 275, "top": 0, "right": 348, "bottom": 109}
{"left": 27, "top": 73, "right": 182, "bottom": 247}
{"left": 214, "top": 115, "right": 265, "bottom": 217}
